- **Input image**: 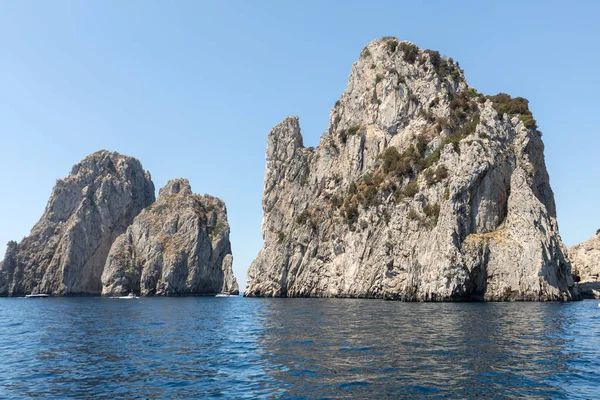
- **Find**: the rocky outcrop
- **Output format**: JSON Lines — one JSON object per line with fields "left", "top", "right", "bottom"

{"left": 245, "top": 37, "right": 579, "bottom": 301}
{"left": 101, "top": 179, "right": 238, "bottom": 296}
{"left": 569, "top": 232, "right": 600, "bottom": 298}
{"left": 570, "top": 232, "right": 600, "bottom": 282}
{"left": 0, "top": 150, "right": 155, "bottom": 296}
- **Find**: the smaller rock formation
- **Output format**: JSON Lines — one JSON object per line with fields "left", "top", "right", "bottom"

{"left": 0, "top": 150, "right": 155, "bottom": 296}
{"left": 570, "top": 232, "right": 600, "bottom": 298}
{"left": 101, "top": 179, "right": 239, "bottom": 296}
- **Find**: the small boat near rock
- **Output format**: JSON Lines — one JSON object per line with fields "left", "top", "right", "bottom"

{"left": 215, "top": 293, "right": 235, "bottom": 298}
{"left": 25, "top": 294, "right": 50, "bottom": 298}
{"left": 114, "top": 292, "right": 138, "bottom": 299}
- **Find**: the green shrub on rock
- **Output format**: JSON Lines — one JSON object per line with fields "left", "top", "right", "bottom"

{"left": 487, "top": 93, "right": 538, "bottom": 130}
{"left": 403, "top": 180, "right": 419, "bottom": 197}
{"left": 398, "top": 42, "right": 419, "bottom": 64}
{"left": 423, "top": 202, "right": 441, "bottom": 228}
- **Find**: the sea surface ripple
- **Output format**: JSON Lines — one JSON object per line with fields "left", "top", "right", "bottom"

{"left": 0, "top": 297, "right": 599, "bottom": 398}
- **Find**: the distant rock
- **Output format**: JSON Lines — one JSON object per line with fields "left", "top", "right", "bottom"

{"left": 101, "top": 179, "right": 238, "bottom": 296}
{"left": 0, "top": 150, "right": 155, "bottom": 296}
{"left": 569, "top": 232, "right": 600, "bottom": 298}
{"left": 570, "top": 232, "right": 600, "bottom": 282}
{"left": 245, "top": 37, "right": 579, "bottom": 301}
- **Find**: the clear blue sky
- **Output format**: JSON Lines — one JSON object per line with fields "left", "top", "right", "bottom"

{"left": 1, "top": 1, "right": 599, "bottom": 291}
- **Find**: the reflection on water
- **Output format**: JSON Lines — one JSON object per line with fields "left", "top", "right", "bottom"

{"left": 256, "top": 300, "right": 600, "bottom": 398}
{"left": 0, "top": 297, "right": 598, "bottom": 398}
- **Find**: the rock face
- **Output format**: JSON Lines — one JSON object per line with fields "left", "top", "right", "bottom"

{"left": 0, "top": 150, "right": 155, "bottom": 296}
{"left": 570, "top": 232, "right": 600, "bottom": 299}
{"left": 569, "top": 232, "right": 600, "bottom": 282}
{"left": 245, "top": 38, "right": 579, "bottom": 301}
{"left": 101, "top": 179, "right": 239, "bottom": 296}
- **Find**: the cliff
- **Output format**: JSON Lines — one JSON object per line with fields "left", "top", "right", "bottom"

{"left": 245, "top": 37, "right": 579, "bottom": 301}
{"left": 0, "top": 150, "right": 155, "bottom": 296}
{"left": 569, "top": 232, "right": 600, "bottom": 298}
{"left": 570, "top": 232, "right": 600, "bottom": 282}
{"left": 101, "top": 179, "right": 239, "bottom": 296}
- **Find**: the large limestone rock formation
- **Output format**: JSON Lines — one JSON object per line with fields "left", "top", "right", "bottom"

{"left": 570, "top": 232, "right": 600, "bottom": 282}
{"left": 569, "top": 233, "right": 600, "bottom": 298}
{"left": 101, "top": 179, "right": 239, "bottom": 296}
{"left": 0, "top": 150, "right": 155, "bottom": 296}
{"left": 245, "top": 37, "right": 579, "bottom": 301}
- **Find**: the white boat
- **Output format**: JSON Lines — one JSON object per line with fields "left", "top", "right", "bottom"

{"left": 215, "top": 293, "right": 235, "bottom": 298}
{"left": 117, "top": 292, "right": 138, "bottom": 299}
{"left": 25, "top": 293, "right": 50, "bottom": 298}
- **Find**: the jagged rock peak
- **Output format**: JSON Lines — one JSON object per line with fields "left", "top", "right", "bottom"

{"left": 101, "top": 179, "right": 238, "bottom": 296}
{"left": 0, "top": 150, "right": 155, "bottom": 296}
{"left": 158, "top": 178, "right": 193, "bottom": 199}
{"left": 245, "top": 37, "right": 578, "bottom": 301}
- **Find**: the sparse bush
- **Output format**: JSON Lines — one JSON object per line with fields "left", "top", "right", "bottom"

{"left": 487, "top": 93, "right": 528, "bottom": 115}
{"left": 375, "top": 74, "right": 384, "bottom": 85}
{"left": 408, "top": 208, "right": 420, "bottom": 221}
{"left": 348, "top": 182, "right": 358, "bottom": 195}
{"left": 385, "top": 38, "right": 399, "bottom": 53}
{"left": 152, "top": 204, "right": 168, "bottom": 215}
{"left": 487, "top": 93, "right": 538, "bottom": 130}
{"left": 372, "top": 172, "right": 384, "bottom": 187}
{"left": 418, "top": 109, "right": 436, "bottom": 123}
{"left": 277, "top": 232, "right": 285, "bottom": 243}
{"left": 403, "top": 180, "right": 419, "bottom": 197}
{"left": 423, "top": 202, "right": 440, "bottom": 227}
{"left": 424, "top": 50, "right": 454, "bottom": 79}
{"left": 392, "top": 188, "right": 403, "bottom": 203}
{"left": 425, "top": 148, "right": 441, "bottom": 168}
{"left": 381, "top": 147, "right": 402, "bottom": 175}
{"left": 348, "top": 126, "right": 361, "bottom": 135}
{"left": 416, "top": 136, "right": 427, "bottom": 157}
{"left": 331, "top": 194, "right": 343, "bottom": 209}
{"left": 362, "top": 185, "right": 378, "bottom": 207}
{"left": 458, "top": 112, "right": 481, "bottom": 137}
{"left": 425, "top": 50, "right": 441, "bottom": 70}
{"left": 344, "top": 203, "right": 359, "bottom": 226}
{"left": 462, "top": 88, "right": 479, "bottom": 100}
{"left": 436, "top": 117, "right": 450, "bottom": 132}
{"left": 361, "top": 47, "right": 371, "bottom": 58}
{"left": 398, "top": 42, "right": 419, "bottom": 64}
{"left": 338, "top": 125, "right": 363, "bottom": 144}
{"left": 443, "top": 132, "right": 463, "bottom": 152}
{"left": 519, "top": 114, "right": 537, "bottom": 129}
{"left": 424, "top": 165, "right": 448, "bottom": 186}
{"left": 426, "top": 112, "right": 481, "bottom": 161}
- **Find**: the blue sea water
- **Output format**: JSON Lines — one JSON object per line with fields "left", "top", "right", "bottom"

{"left": 0, "top": 297, "right": 599, "bottom": 399}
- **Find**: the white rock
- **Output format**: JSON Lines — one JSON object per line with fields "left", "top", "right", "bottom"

{"left": 245, "top": 38, "right": 578, "bottom": 301}
{"left": 101, "top": 179, "right": 238, "bottom": 296}
{"left": 0, "top": 150, "right": 155, "bottom": 296}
